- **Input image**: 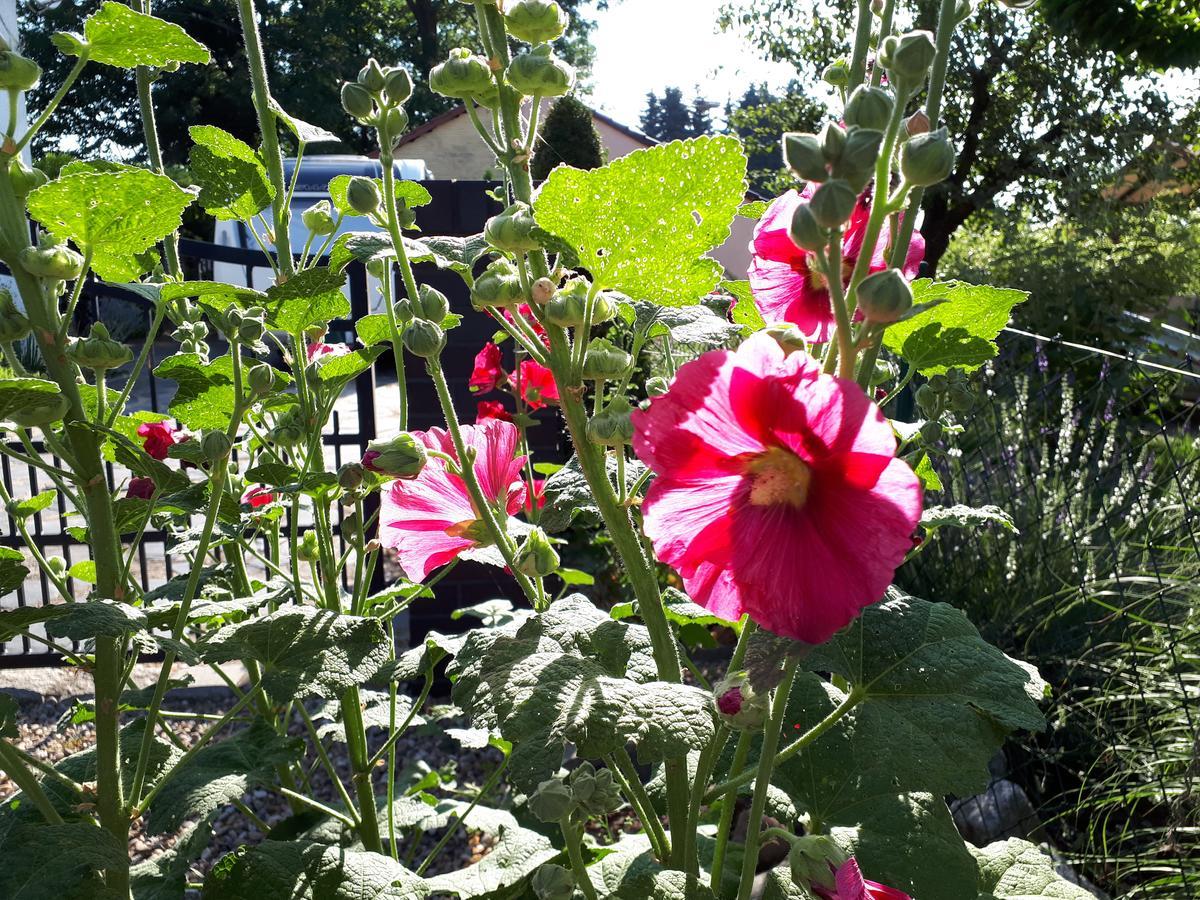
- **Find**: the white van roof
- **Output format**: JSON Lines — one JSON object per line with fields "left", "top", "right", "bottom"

{"left": 283, "top": 155, "right": 431, "bottom": 195}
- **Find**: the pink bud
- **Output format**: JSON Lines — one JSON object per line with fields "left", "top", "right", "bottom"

{"left": 905, "top": 111, "right": 931, "bottom": 137}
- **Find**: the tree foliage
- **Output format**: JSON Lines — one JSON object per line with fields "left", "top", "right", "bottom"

{"left": 640, "top": 87, "right": 715, "bottom": 142}
{"left": 22, "top": 0, "right": 601, "bottom": 162}
{"left": 725, "top": 83, "right": 825, "bottom": 194}
{"left": 531, "top": 94, "right": 604, "bottom": 181}
{"left": 1040, "top": 0, "right": 1200, "bottom": 70}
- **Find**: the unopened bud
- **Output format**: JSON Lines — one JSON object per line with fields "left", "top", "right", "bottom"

{"left": 20, "top": 241, "right": 84, "bottom": 280}
{"left": 822, "top": 60, "right": 850, "bottom": 88}
{"left": 384, "top": 66, "right": 414, "bottom": 105}
{"left": 714, "top": 673, "right": 770, "bottom": 731}
{"left": 515, "top": 526, "right": 559, "bottom": 577}
{"left": 844, "top": 85, "right": 894, "bottom": 132}
{"left": 506, "top": 45, "right": 575, "bottom": 98}
{"left": 403, "top": 319, "right": 446, "bottom": 358}
{"left": 346, "top": 176, "right": 382, "bottom": 215}
{"left": 880, "top": 31, "right": 937, "bottom": 87}
{"left": 789, "top": 835, "right": 847, "bottom": 893}
{"left": 586, "top": 396, "right": 634, "bottom": 446}
{"left": 808, "top": 179, "right": 858, "bottom": 229}
{"left": 920, "top": 420, "right": 943, "bottom": 443}
{"left": 531, "top": 277, "right": 556, "bottom": 304}
{"left": 820, "top": 122, "right": 847, "bottom": 165}
{"left": 0, "top": 51, "right": 41, "bottom": 91}
{"left": 788, "top": 203, "right": 827, "bottom": 252}
{"left": 833, "top": 127, "right": 883, "bottom": 193}
{"left": 528, "top": 778, "right": 574, "bottom": 822}
{"left": 505, "top": 0, "right": 570, "bottom": 44}
{"left": 67, "top": 322, "right": 132, "bottom": 371}
{"left": 357, "top": 57, "right": 387, "bottom": 93}
{"left": 362, "top": 432, "right": 427, "bottom": 479}
{"left": 201, "top": 429, "right": 233, "bottom": 463}
{"left": 581, "top": 338, "right": 632, "bottom": 382}
{"left": 247, "top": 363, "right": 276, "bottom": 396}
{"left": 341, "top": 82, "right": 374, "bottom": 120}
{"left": 429, "top": 48, "right": 495, "bottom": 101}
{"left": 900, "top": 126, "right": 955, "bottom": 187}
{"left": 857, "top": 268, "right": 914, "bottom": 324}
{"left": 485, "top": 201, "right": 541, "bottom": 253}
{"left": 904, "top": 110, "right": 932, "bottom": 137}
{"left": 302, "top": 200, "right": 338, "bottom": 236}
{"left": 383, "top": 107, "right": 409, "bottom": 145}
{"left": 782, "top": 132, "right": 827, "bottom": 183}
{"left": 646, "top": 376, "right": 670, "bottom": 397}
{"left": 765, "top": 323, "right": 807, "bottom": 355}
{"left": 915, "top": 383, "right": 939, "bottom": 415}
{"left": 297, "top": 529, "right": 321, "bottom": 562}
{"left": 414, "top": 285, "right": 450, "bottom": 322}
{"left": 0, "top": 290, "right": 31, "bottom": 343}
{"left": 338, "top": 461, "right": 367, "bottom": 491}
{"left": 471, "top": 259, "right": 524, "bottom": 309}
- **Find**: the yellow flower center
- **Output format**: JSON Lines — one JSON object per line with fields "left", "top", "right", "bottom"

{"left": 745, "top": 447, "right": 812, "bottom": 509}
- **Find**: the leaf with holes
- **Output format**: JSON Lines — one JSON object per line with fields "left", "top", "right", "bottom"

{"left": 56, "top": 2, "right": 210, "bottom": 68}
{"left": 265, "top": 267, "right": 349, "bottom": 333}
{"left": 534, "top": 136, "right": 748, "bottom": 306}
{"left": 27, "top": 167, "right": 194, "bottom": 282}
{"left": 188, "top": 125, "right": 274, "bottom": 221}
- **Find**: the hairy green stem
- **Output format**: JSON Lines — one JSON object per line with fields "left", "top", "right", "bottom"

{"left": 560, "top": 817, "right": 601, "bottom": 900}
{"left": 416, "top": 756, "right": 508, "bottom": 875}
{"left": 609, "top": 749, "right": 670, "bottom": 862}
{"left": 0, "top": 739, "right": 64, "bottom": 824}
{"left": 846, "top": 0, "right": 875, "bottom": 89}
{"left": 709, "top": 730, "right": 752, "bottom": 893}
{"left": 341, "top": 685, "right": 385, "bottom": 853}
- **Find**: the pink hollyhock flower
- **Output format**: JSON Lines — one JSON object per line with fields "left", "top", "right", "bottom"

{"left": 746, "top": 187, "right": 925, "bottom": 343}
{"left": 307, "top": 342, "right": 351, "bottom": 361}
{"left": 524, "top": 477, "right": 546, "bottom": 515}
{"left": 380, "top": 419, "right": 527, "bottom": 580}
{"left": 137, "top": 421, "right": 179, "bottom": 461}
{"left": 813, "top": 859, "right": 912, "bottom": 900}
{"left": 469, "top": 342, "right": 508, "bottom": 394}
{"left": 631, "top": 333, "right": 922, "bottom": 645}
{"left": 518, "top": 359, "right": 559, "bottom": 410}
{"left": 476, "top": 400, "right": 513, "bottom": 423}
{"left": 125, "top": 477, "right": 155, "bottom": 500}
{"left": 243, "top": 485, "right": 275, "bottom": 508}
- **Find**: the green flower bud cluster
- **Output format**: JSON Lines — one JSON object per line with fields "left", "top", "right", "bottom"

{"left": 430, "top": 48, "right": 498, "bottom": 107}
{"left": 471, "top": 259, "right": 524, "bottom": 309}
{"left": 342, "top": 58, "right": 415, "bottom": 147}
{"left": 505, "top": 0, "right": 570, "bottom": 44}
{"left": 0, "top": 48, "right": 41, "bottom": 91}
{"left": 220, "top": 305, "right": 267, "bottom": 344}
{"left": 543, "top": 278, "right": 615, "bottom": 328}
{"left": 587, "top": 396, "right": 634, "bottom": 447}
{"left": 783, "top": 119, "right": 883, "bottom": 193}
{"left": 581, "top": 338, "right": 632, "bottom": 382}
{"left": 413, "top": 285, "right": 449, "bottom": 323}
{"left": 0, "top": 290, "right": 31, "bottom": 344}
{"left": 484, "top": 201, "right": 541, "bottom": 253}
{"left": 403, "top": 319, "right": 446, "bottom": 358}
{"left": 565, "top": 761, "right": 622, "bottom": 817}
{"left": 297, "top": 529, "right": 321, "bottom": 563}
{"left": 68, "top": 322, "right": 132, "bottom": 372}
{"left": 857, "top": 268, "right": 914, "bottom": 325}
{"left": 269, "top": 406, "right": 307, "bottom": 446}
{"left": 915, "top": 368, "right": 974, "bottom": 421}
{"left": 878, "top": 30, "right": 937, "bottom": 92}
{"left": 173, "top": 318, "right": 210, "bottom": 356}
{"left": 506, "top": 44, "right": 575, "bottom": 98}
{"left": 515, "top": 526, "right": 559, "bottom": 577}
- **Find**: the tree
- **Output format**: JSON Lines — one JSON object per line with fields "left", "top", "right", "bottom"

{"left": 641, "top": 91, "right": 663, "bottom": 140}
{"left": 640, "top": 87, "right": 715, "bottom": 142}
{"left": 689, "top": 97, "right": 716, "bottom": 137}
{"left": 531, "top": 94, "right": 604, "bottom": 181}
{"left": 726, "top": 83, "right": 825, "bottom": 194}
{"left": 718, "top": 0, "right": 1189, "bottom": 272}
{"left": 21, "top": 0, "right": 603, "bottom": 163}
{"left": 1040, "top": 0, "right": 1200, "bottom": 69}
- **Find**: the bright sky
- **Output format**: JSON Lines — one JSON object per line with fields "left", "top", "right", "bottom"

{"left": 581, "top": 0, "right": 798, "bottom": 129}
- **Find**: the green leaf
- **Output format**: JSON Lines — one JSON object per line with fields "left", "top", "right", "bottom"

{"left": 611, "top": 586, "right": 727, "bottom": 630}
{"left": 0, "top": 547, "right": 30, "bottom": 596}
{"left": 541, "top": 454, "right": 647, "bottom": 533}
{"left": 268, "top": 98, "right": 341, "bottom": 145}
{"left": 199, "top": 606, "right": 390, "bottom": 699}
{"left": 448, "top": 594, "right": 714, "bottom": 791}
{"left": 188, "top": 125, "right": 274, "bottom": 222}
{"left": 586, "top": 833, "right": 717, "bottom": 899}
{"left": 153, "top": 353, "right": 237, "bottom": 431}
{"left": 146, "top": 719, "right": 302, "bottom": 834}
{"left": 202, "top": 840, "right": 428, "bottom": 899}
{"left": 631, "top": 300, "right": 741, "bottom": 348}
{"left": 0, "top": 822, "right": 126, "bottom": 899}
{"left": 314, "top": 346, "right": 386, "bottom": 389}
{"left": 533, "top": 136, "right": 748, "bottom": 306}
{"left": 70, "top": 2, "right": 210, "bottom": 68}
{"left": 420, "top": 233, "right": 492, "bottom": 276}
{"left": 881, "top": 280, "right": 1028, "bottom": 375}
{"left": 723, "top": 280, "right": 765, "bottom": 332}
{"left": 312, "top": 690, "right": 423, "bottom": 743}
{"left": 328, "top": 231, "right": 395, "bottom": 271}
{"left": 922, "top": 504, "right": 1018, "bottom": 534}
{"left": 45, "top": 599, "right": 148, "bottom": 640}
{"left": 159, "top": 280, "right": 268, "bottom": 306}
{"left": 914, "top": 452, "right": 943, "bottom": 491}
{"left": 423, "top": 824, "right": 558, "bottom": 899}
{"left": 356, "top": 314, "right": 393, "bottom": 347}
{"left": 265, "top": 267, "right": 349, "bottom": 333}
{"left": 0, "top": 378, "right": 66, "bottom": 422}
{"left": 67, "top": 559, "right": 97, "bottom": 583}
{"left": 971, "top": 838, "right": 1096, "bottom": 899}
{"left": 27, "top": 167, "right": 194, "bottom": 282}
{"left": 11, "top": 489, "right": 57, "bottom": 519}
{"left": 738, "top": 199, "right": 768, "bottom": 219}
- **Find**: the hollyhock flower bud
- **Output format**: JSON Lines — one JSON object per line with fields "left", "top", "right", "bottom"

{"left": 247, "top": 362, "right": 276, "bottom": 396}
{"left": 920, "top": 420, "right": 943, "bottom": 443}
{"left": 338, "top": 461, "right": 367, "bottom": 491}
{"left": 844, "top": 85, "right": 894, "bottom": 131}
{"left": 857, "top": 268, "right": 914, "bottom": 324}
{"left": 341, "top": 82, "right": 374, "bottom": 120}
{"left": 357, "top": 57, "right": 387, "bottom": 93}
{"left": 200, "top": 430, "right": 232, "bottom": 463}
{"left": 403, "top": 319, "right": 446, "bottom": 358}
{"left": 544, "top": 279, "right": 614, "bottom": 327}
{"left": 505, "top": 0, "right": 570, "bottom": 44}
{"left": 782, "top": 132, "right": 827, "bottom": 183}
{"left": 581, "top": 338, "right": 633, "bottom": 382}
{"left": 787, "top": 202, "right": 827, "bottom": 253}
{"left": 880, "top": 31, "right": 937, "bottom": 87}
{"left": 822, "top": 60, "right": 850, "bottom": 88}
{"left": 568, "top": 762, "right": 622, "bottom": 815}
{"left": 302, "top": 200, "right": 337, "bottom": 236}
{"left": 531, "top": 864, "right": 575, "bottom": 900}
{"left": 506, "top": 45, "right": 575, "bottom": 97}
{"left": 347, "top": 176, "right": 382, "bottom": 215}
{"left": 531, "top": 277, "right": 556, "bottom": 304}
{"left": 765, "top": 323, "right": 808, "bottom": 355}
{"left": 383, "top": 107, "right": 409, "bottom": 145}
{"left": 414, "top": 285, "right": 450, "bottom": 323}
{"left": 9, "top": 392, "right": 68, "bottom": 428}
{"left": 789, "top": 835, "right": 847, "bottom": 893}
{"left": 0, "top": 290, "right": 31, "bottom": 343}
{"left": 20, "top": 240, "right": 84, "bottom": 280}
{"left": 515, "top": 526, "right": 560, "bottom": 577}
{"left": 269, "top": 408, "right": 307, "bottom": 447}
{"left": 485, "top": 201, "right": 541, "bottom": 252}
{"left": 586, "top": 396, "right": 634, "bottom": 446}
{"left": 363, "top": 432, "right": 428, "bottom": 479}
{"left": 430, "top": 48, "right": 496, "bottom": 101}
{"left": 0, "top": 51, "right": 41, "bottom": 91}
{"left": 714, "top": 673, "right": 770, "bottom": 730}
{"left": 126, "top": 477, "right": 155, "bottom": 501}
{"left": 8, "top": 157, "right": 47, "bottom": 198}
{"left": 914, "top": 384, "right": 939, "bottom": 415}
{"left": 820, "top": 122, "right": 847, "bottom": 165}
{"left": 948, "top": 384, "right": 973, "bottom": 413}
{"left": 811, "top": 858, "right": 912, "bottom": 900}
{"left": 472, "top": 259, "right": 524, "bottom": 309}
{"left": 297, "top": 529, "right": 320, "bottom": 562}
{"left": 904, "top": 110, "right": 931, "bottom": 137}
{"left": 392, "top": 298, "right": 413, "bottom": 323}
{"left": 68, "top": 322, "right": 132, "bottom": 371}
{"left": 808, "top": 179, "right": 858, "bottom": 229}
{"left": 384, "top": 66, "right": 414, "bottom": 105}
{"left": 900, "top": 127, "right": 956, "bottom": 187}
{"left": 528, "top": 778, "right": 574, "bottom": 822}
{"left": 833, "top": 127, "right": 884, "bottom": 193}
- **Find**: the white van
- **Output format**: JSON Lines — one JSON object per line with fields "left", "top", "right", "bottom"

{"left": 212, "top": 155, "right": 432, "bottom": 313}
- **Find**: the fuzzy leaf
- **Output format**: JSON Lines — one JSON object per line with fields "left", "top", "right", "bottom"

{"left": 199, "top": 606, "right": 390, "bottom": 699}
{"left": 971, "top": 838, "right": 1096, "bottom": 899}
{"left": 0, "top": 822, "right": 127, "bottom": 898}
{"left": 0, "top": 378, "right": 61, "bottom": 423}
{"left": 449, "top": 594, "right": 712, "bottom": 790}
{"left": 423, "top": 824, "right": 558, "bottom": 899}
{"left": 27, "top": 166, "right": 194, "bottom": 282}
{"left": 420, "top": 233, "right": 491, "bottom": 276}
{"left": 0, "top": 547, "right": 29, "bottom": 596}
{"left": 188, "top": 125, "right": 274, "bottom": 221}
{"left": 630, "top": 300, "right": 741, "bottom": 347}
{"left": 70, "top": 2, "right": 210, "bottom": 68}
{"left": 882, "top": 280, "right": 1028, "bottom": 374}
{"left": 540, "top": 454, "right": 647, "bottom": 533}
{"left": 10, "top": 489, "right": 56, "bottom": 519}
{"left": 269, "top": 99, "right": 341, "bottom": 145}
{"left": 153, "top": 353, "right": 237, "bottom": 431}
{"left": 534, "top": 136, "right": 748, "bottom": 306}
{"left": 265, "top": 267, "right": 349, "bottom": 333}
{"left": 41, "top": 599, "right": 148, "bottom": 641}
{"left": 314, "top": 346, "right": 385, "bottom": 388}
{"left": 722, "top": 280, "right": 766, "bottom": 333}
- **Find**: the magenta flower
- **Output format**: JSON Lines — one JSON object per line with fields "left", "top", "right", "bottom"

{"left": 631, "top": 333, "right": 922, "bottom": 645}
{"left": 813, "top": 859, "right": 912, "bottom": 900}
{"left": 306, "top": 342, "right": 351, "bottom": 362}
{"left": 243, "top": 485, "right": 275, "bottom": 508}
{"left": 469, "top": 342, "right": 508, "bottom": 394}
{"left": 476, "top": 400, "right": 513, "bottom": 423}
{"left": 125, "top": 477, "right": 156, "bottom": 500}
{"left": 137, "top": 421, "right": 179, "bottom": 461}
{"left": 379, "top": 419, "right": 528, "bottom": 580}
{"left": 517, "top": 359, "right": 559, "bottom": 410}
{"left": 747, "top": 188, "right": 925, "bottom": 343}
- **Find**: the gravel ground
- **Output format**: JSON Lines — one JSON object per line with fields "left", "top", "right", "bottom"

{"left": 0, "top": 686, "right": 502, "bottom": 892}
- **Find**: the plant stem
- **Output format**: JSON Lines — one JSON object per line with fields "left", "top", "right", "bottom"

{"left": 846, "top": 0, "right": 875, "bottom": 88}
{"left": 0, "top": 739, "right": 64, "bottom": 824}
{"left": 735, "top": 656, "right": 800, "bottom": 900}
{"left": 415, "top": 756, "right": 508, "bottom": 875}
{"left": 608, "top": 749, "right": 670, "bottom": 862}
{"left": 14, "top": 53, "right": 88, "bottom": 155}
{"left": 133, "top": 50, "right": 182, "bottom": 279}
{"left": 560, "top": 817, "right": 601, "bottom": 900}
{"left": 709, "top": 730, "right": 751, "bottom": 894}
{"left": 341, "top": 685, "right": 384, "bottom": 853}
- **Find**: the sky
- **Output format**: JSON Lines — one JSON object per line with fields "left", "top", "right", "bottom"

{"left": 581, "top": 0, "right": 799, "bottom": 130}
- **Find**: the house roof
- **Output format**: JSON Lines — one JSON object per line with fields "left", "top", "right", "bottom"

{"left": 395, "top": 101, "right": 656, "bottom": 149}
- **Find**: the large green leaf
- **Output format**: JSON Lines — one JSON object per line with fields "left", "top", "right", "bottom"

{"left": 27, "top": 167, "right": 194, "bottom": 282}
{"left": 202, "top": 841, "right": 428, "bottom": 899}
{"left": 45, "top": 599, "right": 148, "bottom": 641}
{"left": 153, "top": 353, "right": 237, "bottom": 431}
{"left": 146, "top": 719, "right": 302, "bottom": 834}
{"left": 0, "top": 378, "right": 61, "bottom": 424}
{"left": 587, "top": 834, "right": 719, "bottom": 900}
{"left": 265, "top": 267, "right": 349, "bottom": 333}
{"left": 970, "top": 838, "right": 1096, "bottom": 899}
{"left": 188, "top": 126, "right": 274, "bottom": 221}
{"left": 423, "top": 824, "right": 559, "bottom": 899}
{"left": 628, "top": 300, "right": 741, "bottom": 348}
{"left": 58, "top": 2, "right": 210, "bottom": 68}
{"left": 881, "top": 280, "right": 1028, "bottom": 374}
{"left": 199, "top": 606, "right": 390, "bottom": 699}
{"left": 0, "top": 822, "right": 127, "bottom": 899}
{"left": 448, "top": 594, "right": 713, "bottom": 790}
{"left": 533, "top": 136, "right": 748, "bottom": 306}
{"left": 0, "top": 547, "right": 30, "bottom": 596}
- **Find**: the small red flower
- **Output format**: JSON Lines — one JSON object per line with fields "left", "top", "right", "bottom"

{"left": 307, "top": 342, "right": 351, "bottom": 362}
{"left": 125, "top": 477, "right": 155, "bottom": 500}
{"left": 476, "top": 400, "right": 513, "bottom": 423}
{"left": 243, "top": 485, "right": 275, "bottom": 508}
{"left": 524, "top": 477, "right": 546, "bottom": 515}
{"left": 137, "top": 421, "right": 179, "bottom": 461}
{"left": 469, "top": 342, "right": 508, "bottom": 394}
{"left": 517, "top": 360, "right": 559, "bottom": 410}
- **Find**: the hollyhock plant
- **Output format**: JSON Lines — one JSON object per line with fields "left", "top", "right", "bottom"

{"left": 469, "top": 342, "right": 508, "bottom": 393}
{"left": 503, "top": 303, "right": 549, "bottom": 344}
{"left": 137, "top": 420, "right": 180, "bottom": 461}
{"left": 518, "top": 359, "right": 559, "bottom": 410}
{"left": 524, "top": 477, "right": 546, "bottom": 514}
{"left": 813, "top": 859, "right": 912, "bottom": 900}
{"left": 380, "top": 418, "right": 527, "bottom": 580}
{"left": 631, "top": 332, "right": 922, "bottom": 644}
{"left": 747, "top": 186, "right": 925, "bottom": 342}
{"left": 477, "top": 399, "right": 513, "bottom": 422}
